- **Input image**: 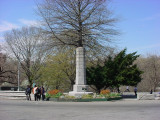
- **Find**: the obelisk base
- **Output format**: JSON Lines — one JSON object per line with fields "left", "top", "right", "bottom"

{"left": 69, "top": 85, "right": 93, "bottom": 97}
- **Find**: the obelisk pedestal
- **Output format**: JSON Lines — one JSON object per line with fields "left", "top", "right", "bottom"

{"left": 69, "top": 47, "right": 93, "bottom": 97}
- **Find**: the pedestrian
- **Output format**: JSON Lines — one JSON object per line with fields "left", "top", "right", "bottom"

{"left": 25, "top": 85, "right": 31, "bottom": 101}
{"left": 125, "top": 86, "right": 130, "bottom": 92}
{"left": 117, "top": 87, "right": 120, "bottom": 93}
{"left": 36, "top": 87, "right": 41, "bottom": 101}
{"left": 134, "top": 86, "right": 137, "bottom": 96}
{"left": 33, "top": 85, "right": 38, "bottom": 101}
{"left": 40, "top": 86, "right": 45, "bottom": 101}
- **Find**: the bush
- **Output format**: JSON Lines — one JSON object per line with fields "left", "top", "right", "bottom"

{"left": 81, "top": 94, "right": 93, "bottom": 99}
{"left": 100, "top": 90, "right": 121, "bottom": 98}
{"left": 64, "top": 95, "right": 76, "bottom": 99}
{"left": 48, "top": 89, "right": 61, "bottom": 95}
{"left": 47, "top": 89, "right": 63, "bottom": 98}
{"left": 108, "top": 93, "right": 121, "bottom": 98}
{"left": 45, "top": 93, "right": 51, "bottom": 98}
{"left": 100, "top": 89, "right": 110, "bottom": 95}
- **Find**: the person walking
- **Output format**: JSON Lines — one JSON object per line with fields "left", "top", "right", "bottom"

{"left": 150, "top": 89, "right": 153, "bottom": 94}
{"left": 125, "top": 86, "right": 130, "bottom": 92}
{"left": 134, "top": 86, "right": 137, "bottom": 96}
{"left": 33, "top": 85, "right": 38, "bottom": 101}
{"left": 36, "top": 87, "right": 41, "bottom": 101}
{"left": 25, "top": 85, "right": 31, "bottom": 101}
{"left": 40, "top": 86, "right": 45, "bottom": 101}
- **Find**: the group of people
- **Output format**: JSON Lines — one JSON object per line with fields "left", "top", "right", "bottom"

{"left": 25, "top": 85, "right": 45, "bottom": 101}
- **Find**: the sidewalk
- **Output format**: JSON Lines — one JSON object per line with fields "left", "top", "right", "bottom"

{"left": 0, "top": 99, "right": 160, "bottom": 120}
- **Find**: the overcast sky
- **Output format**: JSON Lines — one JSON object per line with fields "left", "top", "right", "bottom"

{"left": 0, "top": 0, "right": 160, "bottom": 56}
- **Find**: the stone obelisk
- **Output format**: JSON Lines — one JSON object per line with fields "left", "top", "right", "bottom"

{"left": 69, "top": 47, "right": 93, "bottom": 97}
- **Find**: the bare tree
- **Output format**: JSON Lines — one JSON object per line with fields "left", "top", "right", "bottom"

{"left": 136, "top": 55, "right": 160, "bottom": 92}
{"left": 145, "top": 55, "right": 160, "bottom": 92}
{"left": 0, "top": 52, "right": 17, "bottom": 85}
{"left": 36, "top": 0, "right": 118, "bottom": 48}
{"left": 4, "top": 26, "right": 48, "bottom": 86}
{"left": 36, "top": 0, "right": 118, "bottom": 93}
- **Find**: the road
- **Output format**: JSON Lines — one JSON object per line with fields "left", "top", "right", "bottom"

{"left": 0, "top": 100, "right": 160, "bottom": 120}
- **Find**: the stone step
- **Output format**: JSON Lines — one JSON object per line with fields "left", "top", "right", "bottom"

{"left": 155, "top": 94, "right": 160, "bottom": 100}
{"left": 0, "top": 96, "right": 26, "bottom": 100}
{"left": 0, "top": 91, "right": 30, "bottom": 100}
{"left": 155, "top": 97, "right": 160, "bottom": 100}
{"left": 137, "top": 93, "right": 160, "bottom": 100}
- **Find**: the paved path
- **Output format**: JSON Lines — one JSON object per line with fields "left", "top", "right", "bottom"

{"left": 0, "top": 100, "right": 160, "bottom": 120}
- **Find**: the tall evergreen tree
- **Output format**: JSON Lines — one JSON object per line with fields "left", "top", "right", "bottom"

{"left": 109, "top": 49, "right": 142, "bottom": 87}
{"left": 87, "top": 65, "right": 106, "bottom": 93}
{"left": 87, "top": 49, "right": 143, "bottom": 93}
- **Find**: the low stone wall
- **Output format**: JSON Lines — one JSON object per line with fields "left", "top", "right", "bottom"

{"left": 137, "top": 93, "right": 160, "bottom": 100}
{"left": 0, "top": 91, "right": 27, "bottom": 100}
{"left": 155, "top": 94, "right": 160, "bottom": 100}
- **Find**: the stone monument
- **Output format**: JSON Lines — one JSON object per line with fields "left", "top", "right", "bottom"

{"left": 69, "top": 47, "right": 93, "bottom": 97}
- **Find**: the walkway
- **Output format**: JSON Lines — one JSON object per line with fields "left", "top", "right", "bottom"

{"left": 0, "top": 100, "right": 160, "bottom": 120}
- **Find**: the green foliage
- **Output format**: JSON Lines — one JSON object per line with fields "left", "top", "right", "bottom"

{"left": 107, "top": 93, "right": 121, "bottom": 98}
{"left": 87, "top": 65, "right": 106, "bottom": 93}
{"left": 87, "top": 49, "right": 143, "bottom": 93}
{"left": 38, "top": 48, "right": 76, "bottom": 90}
{"left": 81, "top": 94, "right": 93, "bottom": 99}
{"left": 106, "top": 49, "right": 143, "bottom": 87}
{"left": 51, "top": 92, "right": 63, "bottom": 98}
{"left": 46, "top": 91, "right": 63, "bottom": 98}
{"left": 45, "top": 93, "right": 51, "bottom": 98}
{"left": 100, "top": 93, "right": 121, "bottom": 98}
{"left": 64, "top": 95, "right": 76, "bottom": 99}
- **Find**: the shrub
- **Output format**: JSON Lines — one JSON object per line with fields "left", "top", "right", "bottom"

{"left": 100, "top": 89, "right": 111, "bottom": 98}
{"left": 47, "top": 89, "right": 63, "bottom": 98}
{"left": 48, "top": 89, "right": 61, "bottom": 95}
{"left": 45, "top": 93, "right": 51, "bottom": 98}
{"left": 100, "top": 89, "right": 110, "bottom": 95}
{"left": 108, "top": 93, "right": 121, "bottom": 98}
{"left": 64, "top": 95, "right": 76, "bottom": 99}
{"left": 81, "top": 94, "right": 93, "bottom": 99}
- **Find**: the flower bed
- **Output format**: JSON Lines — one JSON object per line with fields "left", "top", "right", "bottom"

{"left": 47, "top": 97, "right": 122, "bottom": 102}
{"left": 45, "top": 89, "right": 122, "bottom": 102}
